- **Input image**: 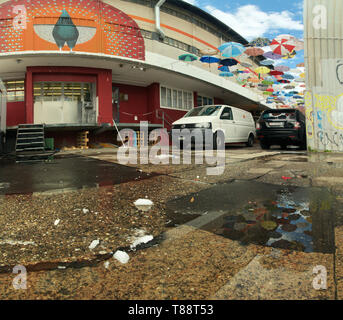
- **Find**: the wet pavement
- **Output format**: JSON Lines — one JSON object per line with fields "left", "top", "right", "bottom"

{"left": 1, "top": 146, "right": 343, "bottom": 299}
{"left": 0, "top": 155, "right": 157, "bottom": 195}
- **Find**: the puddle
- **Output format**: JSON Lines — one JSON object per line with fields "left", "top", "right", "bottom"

{"left": 166, "top": 181, "right": 338, "bottom": 253}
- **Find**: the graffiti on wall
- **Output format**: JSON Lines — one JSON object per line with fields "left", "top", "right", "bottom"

{"left": 0, "top": 0, "right": 145, "bottom": 60}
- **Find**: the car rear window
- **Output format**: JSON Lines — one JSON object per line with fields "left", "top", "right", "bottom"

{"left": 262, "top": 111, "right": 296, "bottom": 120}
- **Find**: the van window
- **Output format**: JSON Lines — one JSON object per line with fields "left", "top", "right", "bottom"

{"left": 184, "top": 105, "right": 222, "bottom": 117}
{"left": 220, "top": 107, "right": 233, "bottom": 120}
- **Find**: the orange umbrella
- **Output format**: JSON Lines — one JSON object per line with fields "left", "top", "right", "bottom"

{"left": 297, "top": 62, "right": 305, "bottom": 67}
{"left": 244, "top": 47, "right": 264, "bottom": 57}
{"left": 248, "top": 77, "right": 260, "bottom": 83}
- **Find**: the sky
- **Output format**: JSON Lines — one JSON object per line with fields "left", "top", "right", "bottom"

{"left": 182, "top": 0, "right": 304, "bottom": 68}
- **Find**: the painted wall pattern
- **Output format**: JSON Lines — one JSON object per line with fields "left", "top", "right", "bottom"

{"left": 0, "top": 0, "right": 145, "bottom": 60}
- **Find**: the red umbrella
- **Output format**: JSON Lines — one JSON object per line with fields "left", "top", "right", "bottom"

{"left": 244, "top": 47, "right": 264, "bottom": 57}
{"left": 270, "top": 70, "right": 284, "bottom": 76}
{"left": 266, "top": 88, "right": 274, "bottom": 92}
{"left": 270, "top": 37, "right": 296, "bottom": 56}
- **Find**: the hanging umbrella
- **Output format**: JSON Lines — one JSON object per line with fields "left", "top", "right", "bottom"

{"left": 248, "top": 77, "right": 260, "bottom": 83}
{"left": 218, "top": 65, "right": 230, "bottom": 72}
{"left": 284, "top": 85, "right": 295, "bottom": 90}
{"left": 200, "top": 56, "right": 220, "bottom": 64}
{"left": 218, "top": 42, "right": 245, "bottom": 58}
{"left": 178, "top": 54, "right": 198, "bottom": 62}
{"left": 244, "top": 47, "right": 264, "bottom": 56}
{"left": 275, "top": 65, "right": 290, "bottom": 72}
{"left": 282, "top": 73, "right": 294, "bottom": 80}
{"left": 240, "top": 62, "right": 252, "bottom": 68}
{"left": 219, "top": 72, "right": 234, "bottom": 77}
{"left": 263, "top": 91, "right": 273, "bottom": 96}
{"left": 290, "top": 68, "right": 302, "bottom": 74}
{"left": 260, "top": 59, "right": 275, "bottom": 66}
{"left": 199, "top": 48, "right": 219, "bottom": 56}
{"left": 278, "top": 79, "right": 291, "bottom": 84}
{"left": 258, "top": 84, "right": 268, "bottom": 91}
{"left": 263, "top": 51, "right": 282, "bottom": 60}
{"left": 270, "top": 70, "right": 284, "bottom": 76}
{"left": 262, "top": 80, "right": 274, "bottom": 85}
{"left": 300, "top": 73, "right": 306, "bottom": 78}
{"left": 255, "top": 66, "right": 270, "bottom": 74}
{"left": 297, "top": 62, "right": 305, "bottom": 68}
{"left": 220, "top": 58, "right": 238, "bottom": 66}
{"left": 270, "top": 36, "right": 296, "bottom": 55}
{"left": 282, "top": 50, "right": 296, "bottom": 59}
{"left": 248, "top": 37, "right": 271, "bottom": 47}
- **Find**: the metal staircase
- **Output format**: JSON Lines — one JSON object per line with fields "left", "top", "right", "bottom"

{"left": 15, "top": 124, "right": 52, "bottom": 163}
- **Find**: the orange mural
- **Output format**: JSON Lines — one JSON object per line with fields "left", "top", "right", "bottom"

{"left": 0, "top": 0, "right": 145, "bottom": 60}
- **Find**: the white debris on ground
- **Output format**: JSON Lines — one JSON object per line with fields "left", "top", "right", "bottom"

{"left": 104, "top": 261, "right": 110, "bottom": 269}
{"left": 0, "top": 240, "right": 36, "bottom": 246}
{"left": 82, "top": 208, "right": 89, "bottom": 214}
{"left": 128, "top": 228, "right": 154, "bottom": 250}
{"left": 134, "top": 199, "right": 154, "bottom": 211}
{"left": 89, "top": 239, "right": 100, "bottom": 250}
{"left": 54, "top": 219, "right": 60, "bottom": 226}
{"left": 113, "top": 250, "right": 130, "bottom": 264}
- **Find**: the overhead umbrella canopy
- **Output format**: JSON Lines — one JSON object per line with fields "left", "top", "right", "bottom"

{"left": 178, "top": 54, "right": 198, "bottom": 62}
{"left": 244, "top": 47, "right": 264, "bottom": 56}
{"left": 255, "top": 66, "right": 270, "bottom": 74}
{"left": 220, "top": 58, "right": 238, "bottom": 66}
{"left": 240, "top": 62, "right": 253, "bottom": 68}
{"left": 263, "top": 51, "right": 282, "bottom": 60}
{"left": 270, "top": 36, "right": 296, "bottom": 55}
{"left": 219, "top": 72, "right": 234, "bottom": 77}
{"left": 284, "top": 85, "right": 295, "bottom": 89}
{"left": 248, "top": 77, "right": 260, "bottom": 83}
{"left": 260, "top": 59, "right": 275, "bottom": 66}
{"left": 263, "top": 91, "right": 273, "bottom": 96}
{"left": 282, "top": 50, "right": 296, "bottom": 59}
{"left": 218, "top": 65, "right": 230, "bottom": 72}
{"left": 270, "top": 70, "right": 284, "bottom": 76}
{"left": 200, "top": 56, "right": 220, "bottom": 63}
{"left": 275, "top": 65, "right": 290, "bottom": 72}
{"left": 199, "top": 48, "right": 219, "bottom": 56}
{"left": 300, "top": 73, "right": 306, "bottom": 78}
{"left": 262, "top": 80, "right": 275, "bottom": 85}
{"left": 278, "top": 79, "right": 291, "bottom": 83}
{"left": 282, "top": 73, "right": 295, "bottom": 80}
{"left": 248, "top": 37, "right": 271, "bottom": 47}
{"left": 218, "top": 42, "right": 245, "bottom": 58}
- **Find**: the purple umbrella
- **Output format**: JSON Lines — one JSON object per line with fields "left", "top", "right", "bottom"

{"left": 275, "top": 65, "right": 290, "bottom": 72}
{"left": 263, "top": 51, "right": 282, "bottom": 60}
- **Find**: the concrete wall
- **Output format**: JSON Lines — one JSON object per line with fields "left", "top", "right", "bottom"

{"left": 304, "top": 0, "right": 343, "bottom": 152}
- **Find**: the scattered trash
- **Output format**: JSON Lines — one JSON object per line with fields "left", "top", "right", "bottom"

{"left": 54, "top": 219, "right": 60, "bottom": 226}
{"left": 104, "top": 261, "right": 110, "bottom": 269}
{"left": 134, "top": 199, "right": 154, "bottom": 211}
{"left": 282, "top": 176, "right": 292, "bottom": 180}
{"left": 57, "top": 266, "right": 66, "bottom": 270}
{"left": 113, "top": 250, "right": 130, "bottom": 264}
{"left": 83, "top": 208, "right": 90, "bottom": 214}
{"left": 89, "top": 239, "right": 100, "bottom": 250}
{"left": 130, "top": 235, "right": 154, "bottom": 250}
{"left": 190, "top": 197, "right": 195, "bottom": 203}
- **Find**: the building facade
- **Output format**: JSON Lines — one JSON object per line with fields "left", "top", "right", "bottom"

{"left": 304, "top": 0, "right": 343, "bottom": 152}
{"left": 0, "top": 0, "right": 267, "bottom": 149}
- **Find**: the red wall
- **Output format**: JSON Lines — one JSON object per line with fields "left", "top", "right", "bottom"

{"left": 6, "top": 101, "right": 26, "bottom": 127}
{"left": 25, "top": 66, "right": 113, "bottom": 125}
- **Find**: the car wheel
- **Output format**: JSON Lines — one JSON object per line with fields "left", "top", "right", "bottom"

{"left": 260, "top": 141, "right": 270, "bottom": 150}
{"left": 246, "top": 134, "right": 254, "bottom": 147}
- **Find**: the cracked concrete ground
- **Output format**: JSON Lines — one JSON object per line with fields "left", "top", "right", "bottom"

{"left": 0, "top": 145, "right": 343, "bottom": 299}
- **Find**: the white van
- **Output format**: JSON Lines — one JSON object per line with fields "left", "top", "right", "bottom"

{"left": 172, "top": 105, "right": 256, "bottom": 148}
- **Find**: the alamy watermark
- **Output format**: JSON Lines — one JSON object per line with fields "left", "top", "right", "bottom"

{"left": 312, "top": 265, "right": 327, "bottom": 290}
{"left": 12, "top": 265, "right": 27, "bottom": 290}
{"left": 117, "top": 122, "right": 226, "bottom": 176}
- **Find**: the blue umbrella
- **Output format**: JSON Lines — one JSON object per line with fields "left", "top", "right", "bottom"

{"left": 218, "top": 65, "right": 230, "bottom": 72}
{"left": 260, "top": 59, "right": 275, "bottom": 66}
{"left": 200, "top": 56, "right": 220, "bottom": 64}
{"left": 220, "top": 58, "right": 238, "bottom": 67}
{"left": 219, "top": 72, "right": 234, "bottom": 77}
{"left": 218, "top": 42, "right": 245, "bottom": 58}
{"left": 282, "top": 73, "right": 295, "bottom": 80}
{"left": 178, "top": 54, "right": 198, "bottom": 62}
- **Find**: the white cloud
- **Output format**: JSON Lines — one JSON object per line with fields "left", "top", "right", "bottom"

{"left": 205, "top": 4, "right": 303, "bottom": 40}
{"left": 181, "top": 0, "right": 198, "bottom": 6}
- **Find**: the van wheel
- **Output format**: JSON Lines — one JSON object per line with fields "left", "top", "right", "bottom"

{"left": 246, "top": 134, "right": 254, "bottom": 147}
{"left": 213, "top": 132, "right": 224, "bottom": 150}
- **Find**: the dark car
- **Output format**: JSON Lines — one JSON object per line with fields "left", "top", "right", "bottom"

{"left": 256, "top": 109, "right": 307, "bottom": 150}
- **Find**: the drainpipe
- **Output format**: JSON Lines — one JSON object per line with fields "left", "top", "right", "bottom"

{"left": 155, "top": 0, "right": 166, "bottom": 40}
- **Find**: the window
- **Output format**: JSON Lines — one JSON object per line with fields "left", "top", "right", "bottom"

{"left": 160, "top": 86, "right": 193, "bottom": 110}
{"left": 220, "top": 107, "right": 233, "bottom": 120}
{"left": 4, "top": 80, "right": 24, "bottom": 102}
{"left": 197, "top": 95, "right": 214, "bottom": 107}
{"left": 34, "top": 82, "right": 93, "bottom": 103}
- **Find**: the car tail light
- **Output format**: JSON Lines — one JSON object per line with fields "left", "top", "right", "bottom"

{"left": 256, "top": 123, "right": 261, "bottom": 129}
{"left": 294, "top": 122, "right": 301, "bottom": 129}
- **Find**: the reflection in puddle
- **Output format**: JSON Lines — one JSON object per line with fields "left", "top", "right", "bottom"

{"left": 215, "top": 187, "right": 334, "bottom": 253}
